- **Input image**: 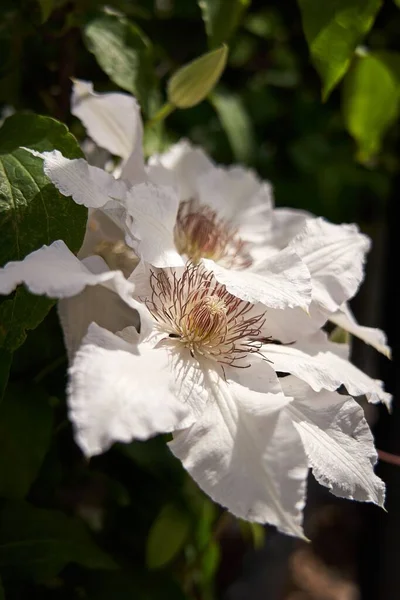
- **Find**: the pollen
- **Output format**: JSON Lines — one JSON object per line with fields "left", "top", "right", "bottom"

{"left": 145, "top": 264, "right": 265, "bottom": 367}
{"left": 174, "top": 199, "right": 253, "bottom": 269}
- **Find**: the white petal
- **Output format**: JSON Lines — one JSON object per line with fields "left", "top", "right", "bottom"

{"left": 0, "top": 241, "right": 129, "bottom": 298}
{"left": 282, "top": 377, "right": 385, "bottom": 506}
{"left": 196, "top": 165, "right": 271, "bottom": 223}
{"left": 236, "top": 184, "right": 274, "bottom": 245}
{"left": 68, "top": 323, "right": 189, "bottom": 456}
{"left": 262, "top": 333, "right": 391, "bottom": 408}
{"left": 58, "top": 276, "right": 139, "bottom": 361}
{"left": 123, "top": 183, "right": 184, "bottom": 267}
{"left": 330, "top": 304, "right": 391, "bottom": 358}
{"left": 203, "top": 246, "right": 311, "bottom": 310}
{"left": 169, "top": 367, "right": 308, "bottom": 538}
{"left": 290, "top": 218, "right": 371, "bottom": 313}
{"left": 149, "top": 139, "right": 214, "bottom": 201}
{"left": 261, "top": 303, "right": 327, "bottom": 344}
{"left": 267, "top": 208, "right": 311, "bottom": 250}
{"left": 39, "top": 150, "right": 127, "bottom": 208}
{"left": 71, "top": 79, "right": 144, "bottom": 167}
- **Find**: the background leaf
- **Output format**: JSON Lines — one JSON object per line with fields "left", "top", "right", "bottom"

{"left": 146, "top": 503, "right": 191, "bottom": 569}
{"left": 210, "top": 89, "right": 255, "bottom": 163}
{"left": 84, "top": 12, "right": 157, "bottom": 116}
{"left": 0, "top": 383, "right": 53, "bottom": 499}
{"left": 342, "top": 52, "right": 400, "bottom": 161}
{"left": 0, "top": 501, "right": 116, "bottom": 581}
{"left": 297, "top": 0, "right": 382, "bottom": 99}
{"left": 199, "top": 0, "right": 251, "bottom": 48}
{"left": 0, "top": 113, "right": 86, "bottom": 351}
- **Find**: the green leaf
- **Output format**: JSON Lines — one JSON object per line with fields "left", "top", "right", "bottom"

{"left": 297, "top": 0, "right": 382, "bottom": 99}
{"left": 199, "top": 0, "right": 251, "bottom": 48}
{"left": 0, "top": 383, "right": 53, "bottom": 499}
{"left": 168, "top": 45, "right": 228, "bottom": 109}
{"left": 37, "top": 0, "right": 54, "bottom": 23}
{"left": 210, "top": 89, "right": 255, "bottom": 163}
{"left": 84, "top": 13, "right": 156, "bottom": 115}
{"left": 0, "top": 501, "right": 116, "bottom": 582}
{"left": 0, "top": 113, "right": 86, "bottom": 351}
{"left": 146, "top": 504, "right": 191, "bottom": 569}
{"left": 343, "top": 53, "right": 399, "bottom": 161}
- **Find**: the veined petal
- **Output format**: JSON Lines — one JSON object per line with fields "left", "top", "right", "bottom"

{"left": 149, "top": 139, "right": 214, "bottom": 201}
{"left": 169, "top": 367, "right": 308, "bottom": 538}
{"left": 36, "top": 149, "right": 127, "bottom": 208}
{"left": 203, "top": 246, "right": 311, "bottom": 310}
{"left": 262, "top": 333, "right": 391, "bottom": 408}
{"left": 267, "top": 208, "right": 311, "bottom": 250}
{"left": 196, "top": 165, "right": 271, "bottom": 223}
{"left": 282, "top": 377, "right": 385, "bottom": 506}
{"left": 123, "top": 183, "right": 184, "bottom": 267}
{"left": 71, "top": 79, "right": 144, "bottom": 170}
{"left": 330, "top": 304, "right": 391, "bottom": 358}
{"left": 290, "top": 218, "right": 371, "bottom": 313}
{"left": 0, "top": 241, "right": 129, "bottom": 298}
{"left": 68, "top": 323, "right": 189, "bottom": 456}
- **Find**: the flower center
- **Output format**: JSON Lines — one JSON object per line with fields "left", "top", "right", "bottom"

{"left": 146, "top": 264, "right": 265, "bottom": 367}
{"left": 174, "top": 200, "right": 253, "bottom": 269}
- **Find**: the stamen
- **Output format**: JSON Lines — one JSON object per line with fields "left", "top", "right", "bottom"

{"left": 145, "top": 264, "right": 265, "bottom": 367}
{"left": 174, "top": 200, "right": 253, "bottom": 269}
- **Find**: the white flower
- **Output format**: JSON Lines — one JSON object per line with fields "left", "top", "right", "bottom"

{"left": 44, "top": 80, "right": 390, "bottom": 357}
{"left": 67, "top": 264, "right": 385, "bottom": 538}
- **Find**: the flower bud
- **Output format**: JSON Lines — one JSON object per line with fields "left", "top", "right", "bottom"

{"left": 167, "top": 44, "right": 228, "bottom": 109}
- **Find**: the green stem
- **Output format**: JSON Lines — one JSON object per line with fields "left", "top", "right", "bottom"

{"left": 146, "top": 102, "right": 175, "bottom": 128}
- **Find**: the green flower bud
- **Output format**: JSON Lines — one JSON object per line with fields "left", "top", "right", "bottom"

{"left": 167, "top": 44, "right": 228, "bottom": 109}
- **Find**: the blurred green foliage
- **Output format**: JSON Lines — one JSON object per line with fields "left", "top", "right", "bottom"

{"left": 0, "top": 0, "right": 399, "bottom": 598}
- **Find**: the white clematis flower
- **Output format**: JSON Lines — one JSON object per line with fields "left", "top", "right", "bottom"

{"left": 67, "top": 263, "right": 385, "bottom": 537}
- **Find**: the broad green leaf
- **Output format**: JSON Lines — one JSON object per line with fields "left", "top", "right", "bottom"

{"left": 0, "top": 383, "right": 53, "bottom": 499}
{"left": 0, "top": 113, "right": 86, "bottom": 351}
{"left": 84, "top": 13, "right": 156, "bottom": 115}
{"left": 0, "top": 501, "right": 116, "bottom": 581}
{"left": 210, "top": 89, "right": 255, "bottom": 163}
{"left": 199, "top": 0, "right": 251, "bottom": 48}
{"left": 297, "top": 0, "right": 382, "bottom": 99}
{"left": 37, "top": 0, "right": 54, "bottom": 23}
{"left": 343, "top": 53, "right": 399, "bottom": 161}
{"left": 168, "top": 45, "right": 228, "bottom": 109}
{"left": 146, "top": 504, "right": 191, "bottom": 569}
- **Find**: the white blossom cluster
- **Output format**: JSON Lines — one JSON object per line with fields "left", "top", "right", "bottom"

{"left": 0, "top": 80, "right": 391, "bottom": 538}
